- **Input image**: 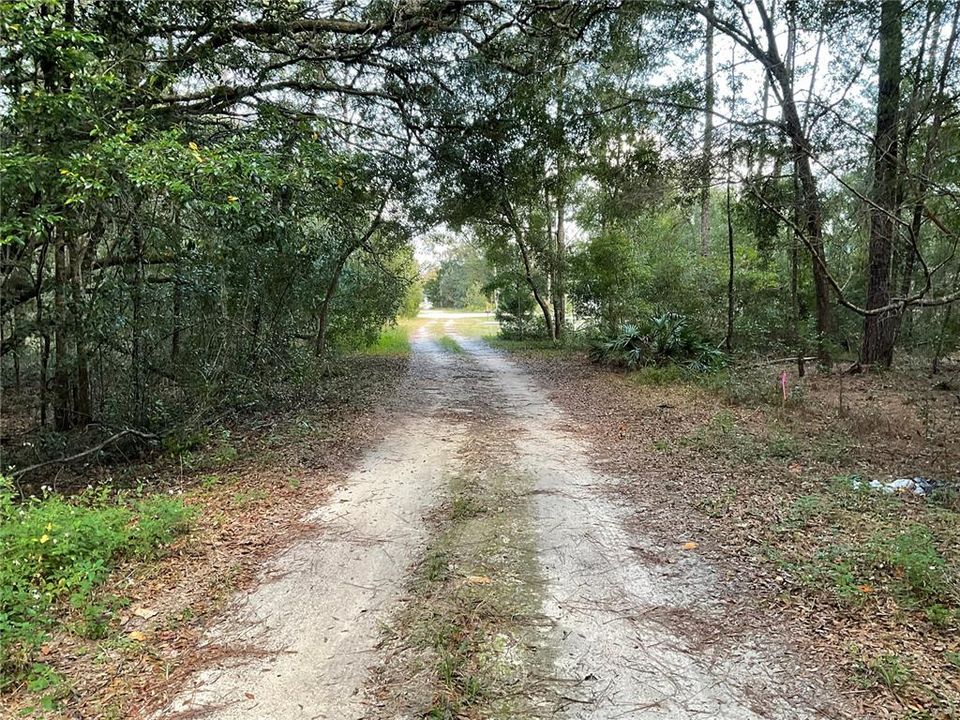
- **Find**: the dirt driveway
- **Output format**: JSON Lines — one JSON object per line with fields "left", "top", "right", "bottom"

{"left": 161, "top": 314, "right": 853, "bottom": 719}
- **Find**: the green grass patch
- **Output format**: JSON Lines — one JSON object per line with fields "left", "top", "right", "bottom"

{"left": 437, "top": 335, "right": 464, "bottom": 354}
{"left": 863, "top": 653, "right": 912, "bottom": 691}
{"left": 230, "top": 488, "right": 269, "bottom": 507}
{"left": 365, "top": 322, "right": 412, "bottom": 355}
{"left": 777, "top": 479, "right": 958, "bottom": 613}
{"left": 451, "top": 316, "right": 499, "bottom": 339}
{"left": 380, "top": 465, "right": 546, "bottom": 718}
{"left": 485, "top": 337, "right": 568, "bottom": 354}
{"left": 627, "top": 364, "right": 691, "bottom": 386}
{"left": 0, "top": 479, "right": 195, "bottom": 686}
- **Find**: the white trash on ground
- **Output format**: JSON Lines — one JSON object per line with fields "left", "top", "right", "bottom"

{"left": 851, "top": 476, "right": 936, "bottom": 496}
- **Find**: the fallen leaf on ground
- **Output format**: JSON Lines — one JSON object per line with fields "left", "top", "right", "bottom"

{"left": 128, "top": 631, "right": 146, "bottom": 642}
{"left": 466, "top": 575, "right": 492, "bottom": 585}
{"left": 133, "top": 607, "right": 158, "bottom": 620}
{"left": 681, "top": 542, "right": 699, "bottom": 551}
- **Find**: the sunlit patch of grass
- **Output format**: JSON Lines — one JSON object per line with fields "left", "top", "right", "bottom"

{"left": 365, "top": 322, "right": 412, "bottom": 355}
{"left": 450, "top": 315, "right": 499, "bottom": 339}
{"left": 437, "top": 335, "right": 464, "bottom": 354}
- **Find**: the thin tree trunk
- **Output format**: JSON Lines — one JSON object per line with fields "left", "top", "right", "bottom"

{"left": 53, "top": 228, "right": 72, "bottom": 430}
{"left": 131, "top": 224, "right": 145, "bottom": 425}
{"left": 12, "top": 309, "right": 21, "bottom": 389}
{"left": 932, "top": 264, "right": 960, "bottom": 374}
{"left": 171, "top": 272, "right": 182, "bottom": 363}
{"left": 69, "top": 235, "right": 91, "bottom": 423}
{"left": 861, "top": 0, "right": 903, "bottom": 367}
{"left": 314, "top": 247, "right": 355, "bottom": 356}
{"left": 35, "top": 245, "right": 49, "bottom": 427}
{"left": 777, "top": 6, "right": 833, "bottom": 358}
{"left": 725, "top": 180, "right": 735, "bottom": 352}
{"left": 553, "top": 184, "right": 566, "bottom": 339}
{"left": 502, "top": 202, "right": 554, "bottom": 339}
{"left": 791, "top": 171, "right": 805, "bottom": 376}
{"left": 724, "top": 40, "right": 736, "bottom": 352}
{"left": 888, "top": 1, "right": 958, "bottom": 349}
{"left": 701, "top": 0, "right": 834, "bottom": 359}
{"left": 699, "top": 0, "right": 715, "bottom": 257}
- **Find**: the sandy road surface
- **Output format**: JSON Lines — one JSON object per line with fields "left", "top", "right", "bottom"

{"left": 161, "top": 314, "right": 849, "bottom": 720}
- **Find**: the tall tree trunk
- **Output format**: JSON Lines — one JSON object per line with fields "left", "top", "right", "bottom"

{"left": 782, "top": 109, "right": 833, "bottom": 355}
{"left": 53, "top": 228, "right": 72, "bottom": 430}
{"left": 861, "top": 0, "right": 903, "bottom": 367}
{"left": 699, "top": 0, "right": 715, "bottom": 257}
{"left": 553, "top": 185, "right": 566, "bottom": 339}
{"left": 932, "top": 265, "right": 960, "bottom": 374}
{"left": 314, "top": 246, "right": 356, "bottom": 356}
{"left": 131, "top": 224, "right": 145, "bottom": 425}
{"left": 724, "top": 180, "right": 735, "bottom": 351}
{"left": 69, "top": 236, "right": 91, "bottom": 424}
{"left": 791, "top": 171, "right": 805, "bottom": 376}
{"left": 887, "top": 1, "right": 958, "bottom": 350}
{"left": 35, "top": 244, "right": 50, "bottom": 427}
{"left": 171, "top": 272, "right": 182, "bottom": 363}
{"left": 701, "top": 0, "right": 833, "bottom": 359}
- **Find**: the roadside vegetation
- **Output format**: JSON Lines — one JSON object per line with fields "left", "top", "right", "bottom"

{"left": 0, "top": 482, "right": 194, "bottom": 703}
{"left": 373, "top": 427, "right": 546, "bottom": 719}
{"left": 0, "top": 355, "right": 406, "bottom": 717}
{"left": 507, "top": 353, "right": 960, "bottom": 714}
{"left": 3, "top": 0, "right": 960, "bottom": 717}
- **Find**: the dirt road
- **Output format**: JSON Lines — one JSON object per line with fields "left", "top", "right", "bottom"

{"left": 162, "top": 313, "right": 850, "bottom": 719}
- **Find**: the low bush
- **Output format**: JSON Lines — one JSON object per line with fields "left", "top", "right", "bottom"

{"left": 0, "top": 478, "right": 195, "bottom": 684}
{"left": 589, "top": 312, "right": 726, "bottom": 372}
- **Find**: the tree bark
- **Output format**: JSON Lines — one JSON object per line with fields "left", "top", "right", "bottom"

{"left": 699, "top": 0, "right": 834, "bottom": 359}
{"left": 725, "top": 180, "right": 735, "bottom": 351}
{"left": 503, "top": 203, "right": 553, "bottom": 340}
{"left": 315, "top": 246, "right": 355, "bottom": 356}
{"left": 699, "top": 0, "right": 715, "bottom": 257}
{"left": 553, "top": 185, "right": 566, "bottom": 339}
{"left": 131, "top": 224, "right": 145, "bottom": 425}
{"left": 887, "top": 1, "right": 958, "bottom": 350}
{"left": 53, "top": 228, "right": 72, "bottom": 430}
{"left": 69, "top": 235, "right": 91, "bottom": 423}
{"left": 861, "top": 0, "right": 903, "bottom": 367}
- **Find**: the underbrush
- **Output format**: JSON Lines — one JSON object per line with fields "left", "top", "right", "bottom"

{"left": 0, "top": 478, "right": 195, "bottom": 689}
{"left": 778, "top": 479, "right": 958, "bottom": 612}
{"left": 590, "top": 313, "right": 725, "bottom": 372}
{"left": 365, "top": 322, "right": 412, "bottom": 355}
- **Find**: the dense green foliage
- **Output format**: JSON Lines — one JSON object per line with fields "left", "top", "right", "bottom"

{"left": 589, "top": 313, "right": 726, "bottom": 371}
{"left": 422, "top": 242, "right": 490, "bottom": 310}
{"left": 1, "top": 0, "right": 419, "bottom": 433}
{"left": 0, "top": 478, "right": 194, "bottom": 681}
{"left": 1, "top": 0, "right": 959, "bottom": 447}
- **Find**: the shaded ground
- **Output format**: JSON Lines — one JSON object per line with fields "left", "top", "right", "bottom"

{"left": 1, "top": 357, "right": 409, "bottom": 719}
{"left": 11, "top": 313, "right": 944, "bottom": 718}
{"left": 154, "top": 314, "right": 853, "bottom": 719}
{"left": 508, "top": 348, "right": 960, "bottom": 718}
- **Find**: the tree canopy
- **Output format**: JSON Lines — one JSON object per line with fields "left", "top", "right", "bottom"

{"left": 3, "top": 0, "right": 960, "bottom": 432}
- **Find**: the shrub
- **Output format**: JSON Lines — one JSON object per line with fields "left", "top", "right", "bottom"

{"left": 589, "top": 312, "right": 726, "bottom": 372}
{"left": 883, "top": 526, "right": 951, "bottom": 602}
{"left": 0, "top": 478, "right": 196, "bottom": 683}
